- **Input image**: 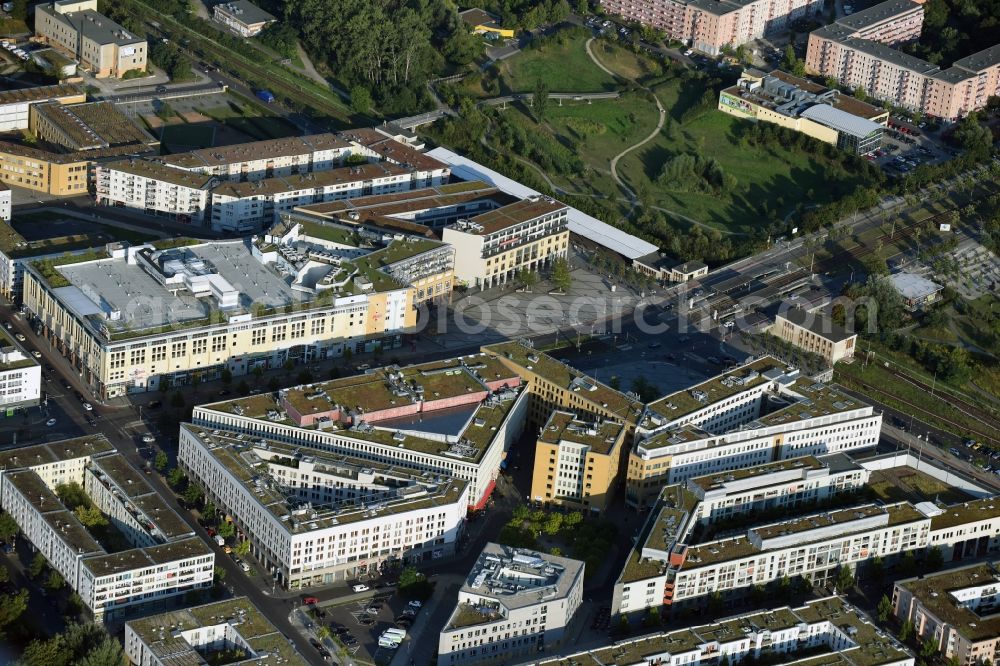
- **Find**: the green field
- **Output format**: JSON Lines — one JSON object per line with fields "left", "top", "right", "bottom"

{"left": 198, "top": 98, "right": 300, "bottom": 141}
{"left": 498, "top": 32, "right": 617, "bottom": 93}
{"left": 160, "top": 123, "right": 216, "bottom": 150}
{"left": 615, "top": 80, "right": 866, "bottom": 234}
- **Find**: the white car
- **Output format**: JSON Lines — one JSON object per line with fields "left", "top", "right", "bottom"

{"left": 351, "top": 584, "right": 369, "bottom": 593}
{"left": 14, "top": 334, "right": 24, "bottom": 342}
{"left": 45, "top": 418, "right": 56, "bottom": 427}
{"left": 31, "top": 351, "right": 41, "bottom": 358}
{"left": 82, "top": 402, "right": 93, "bottom": 411}
{"left": 408, "top": 600, "right": 423, "bottom": 609}
{"left": 239, "top": 561, "right": 250, "bottom": 572}
{"left": 142, "top": 434, "right": 156, "bottom": 443}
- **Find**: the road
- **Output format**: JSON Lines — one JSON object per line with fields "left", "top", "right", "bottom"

{"left": 0, "top": 304, "right": 327, "bottom": 666}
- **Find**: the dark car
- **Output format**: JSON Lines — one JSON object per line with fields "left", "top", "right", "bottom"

{"left": 148, "top": 400, "right": 162, "bottom": 409}
{"left": 155, "top": 85, "right": 167, "bottom": 93}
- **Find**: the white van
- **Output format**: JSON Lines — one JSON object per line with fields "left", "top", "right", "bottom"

{"left": 381, "top": 628, "right": 406, "bottom": 640}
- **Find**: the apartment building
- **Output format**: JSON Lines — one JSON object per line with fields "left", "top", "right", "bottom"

{"left": 29, "top": 101, "right": 157, "bottom": 152}
{"left": 615, "top": 476, "right": 1000, "bottom": 615}
{"left": 35, "top": 0, "right": 147, "bottom": 78}
{"left": 23, "top": 239, "right": 417, "bottom": 397}
{"left": 439, "top": 543, "right": 585, "bottom": 665}
{"left": 0, "top": 83, "right": 85, "bottom": 132}
{"left": 210, "top": 162, "right": 432, "bottom": 233}
{"left": 626, "top": 358, "right": 881, "bottom": 508}
{"left": 159, "top": 133, "right": 353, "bottom": 182}
{"left": 600, "top": 0, "right": 825, "bottom": 56}
{"left": 441, "top": 196, "right": 570, "bottom": 289}
{"left": 0, "top": 436, "right": 213, "bottom": 622}
{"left": 482, "top": 340, "right": 645, "bottom": 432}
{"left": 0, "top": 140, "right": 91, "bottom": 196}
{"left": 340, "top": 128, "right": 452, "bottom": 189}
{"left": 0, "top": 329, "right": 42, "bottom": 409}
{"left": 772, "top": 308, "right": 857, "bottom": 365}
{"left": 719, "top": 69, "right": 887, "bottom": 155}
{"left": 894, "top": 563, "right": 1000, "bottom": 666}
{"left": 179, "top": 426, "right": 469, "bottom": 588}
{"left": 536, "top": 596, "right": 913, "bottom": 666}
{"left": 212, "top": 0, "right": 275, "bottom": 37}
{"left": 125, "top": 597, "right": 303, "bottom": 665}
{"left": 264, "top": 215, "right": 455, "bottom": 306}
{"left": 530, "top": 411, "right": 627, "bottom": 513}
{"left": 805, "top": 0, "right": 1000, "bottom": 120}
{"left": 0, "top": 183, "right": 9, "bottom": 221}
{"left": 95, "top": 160, "right": 216, "bottom": 223}
{"left": 189, "top": 353, "right": 529, "bottom": 510}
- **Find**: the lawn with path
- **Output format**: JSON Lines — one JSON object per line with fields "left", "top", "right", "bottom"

{"left": 497, "top": 31, "right": 618, "bottom": 94}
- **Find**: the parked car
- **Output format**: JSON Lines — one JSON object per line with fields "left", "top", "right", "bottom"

{"left": 142, "top": 434, "right": 155, "bottom": 443}
{"left": 82, "top": 402, "right": 93, "bottom": 411}
{"left": 14, "top": 333, "right": 24, "bottom": 341}
{"left": 303, "top": 596, "right": 319, "bottom": 605}
{"left": 352, "top": 583, "right": 369, "bottom": 593}
{"left": 46, "top": 418, "right": 57, "bottom": 427}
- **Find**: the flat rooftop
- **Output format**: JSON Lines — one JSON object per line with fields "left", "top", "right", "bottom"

{"left": 181, "top": 425, "right": 469, "bottom": 531}
{"left": 89, "top": 454, "right": 193, "bottom": 541}
{"left": 462, "top": 197, "right": 566, "bottom": 235}
{"left": 688, "top": 455, "right": 827, "bottom": 492}
{"left": 645, "top": 356, "right": 786, "bottom": 423}
{"left": 833, "top": 0, "right": 921, "bottom": 31}
{"left": 565, "top": 596, "right": 909, "bottom": 666}
{"left": 211, "top": 162, "right": 410, "bottom": 199}
{"left": 34, "top": 101, "right": 157, "bottom": 150}
{"left": 930, "top": 498, "right": 1000, "bottom": 531}
{"left": 160, "top": 132, "right": 350, "bottom": 170}
{"left": 483, "top": 341, "right": 643, "bottom": 423}
{"left": 450, "top": 543, "right": 584, "bottom": 622}
{"left": 126, "top": 596, "right": 301, "bottom": 664}
{"left": 0, "top": 82, "right": 84, "bottom": 105}
{"left": 897, "top": 563, "right": 1000, "bottom": 642}
{"left": 756, "top": 380, "right": 867, "bottom": 427}
{"left": 0, "top": 434, "right": 114, "bottom": 469}
{"left": 777, "top": 307, "right": 856, "bottom": 342}
{"left": 214, "top": 0, "right": 275, "bottom": 24}
{"left": 43, "top": 240, "right": 353, "bottom": 339}
{"left": 102, "top": 159, "right": 216, "bottom": 190}
{"left": 538, "top": 411, "right": 624, "bottom": 455}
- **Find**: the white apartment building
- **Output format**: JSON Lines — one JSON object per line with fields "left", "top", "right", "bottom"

{"left": 160, "top": 133, "right": 353, "bottom": 182}
{"left": 536, "top": 596, "right": 914, "bottom": 666}
{"left": 0, "top": 436, "right": 213, "bottom": 622}
{"left": 0, "top": 183, "right": 10, "bottom": 221}
{"left": 23, "top": 239, "right": 418, "bottom": 398}
{"left": 190, "top": 353, "right": 530, "bottom": 510}
{"left": 0, "top": 330, "right": 42, "bottom": 409}
{"left": 96, "top": 159, "right": 215, "bottom": 223}
{"left": 179, "top": 426, "right": 470, "bottom": 588}
{"left": 439, "top": 543, "right": 585, "bottom": 665}
{"left": 125, "top": 597, "right": 303, "bottom": 665}
{"left": 685, "top": 453, "right": 869, "bottom": 524}
{"left": 894, "top": 563, "right": 1000, "bottom": 666}
{"left": 210, "top": 162, "right": 433, "bottom": 233}
{"left": 441, "top": 196, "right": 570, "bottom": 289}
{"left": 627, "top": 358, "right": 882, "bottom": 508}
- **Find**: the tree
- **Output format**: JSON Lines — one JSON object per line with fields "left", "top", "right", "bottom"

{"left": 183, "top": 483, "right": 204, "bottom": 507}
{"left": 877, "top": 594, "right": 893, "bottom": 623}
{"left": 0, "top": 513, "right": 18, "bottom": 542}
{"left": 74, "top": 505, "right": 108, "bottom": 528}
{"left": 550, "top": 258, "right": 572, "bottom": 292}
{"left": 0, "top": 566, "right": 8, "bottom": 584}
{"left": 782, "top": 44, "right": 805, "bottom": 76}
{"left": 516, "top": 269, "right": 538, "bottom": 292}
{"left": 77, "top": 635, "right": 125, "bottom": 666}
{"left": 154, "top": 450, "right": 169, "bottom": 471}
{"left": 0, "top": 589, "right": 27, "bottom": 637}
{"left": 399, "top": 566, "right": 423, "bottom": 588}
{"left": 533, "top": 79, "right": 549, "bottom": 122}
{"left": 899, "top": 619, "right": 914, "bottom": 642}
{"left": 167, "top": 467, "right": 187, "bottom": 489}
{"left": 28, "top": 552, "right": 47, "bottom": 579}
{"left": 220, "top": 368, "right": 232, "bottom": 386}
{"left": 217, "top": 521, "right": 236, "bottom": 538}
{"left": 234, "top": 539, "right": 250, "bottom": 557}
{"left": 350, "top": 85, "right": 372, "bottom": 115}
{"left": 543, "top": 512, "right": 563, "bottom": 535}
{"left": 316, "top": 625, "right": 331, "bottom": 640}
{"left": 214, "top": 565, "right": 227, "bottom": 582}
{"left": 237, "top": 380, "right": 250, "bottom": 396}
{"left": 920, "top": 638, "right": 938, "bottom": 659}
{"left": 45, "top": 570, "right": 65, "bottom": 591}
{"left": 55, "top": 482, "right": 89, "bottom": 511}
{"left": 926, "top": 546, "right": 944, "bottom": 571}
{"left": 898, "top": 550, "right": 917, "bottom": 576}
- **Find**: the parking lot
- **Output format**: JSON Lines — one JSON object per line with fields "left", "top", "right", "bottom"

{"left": 299, "top": 588, "right": 423, "bottom": 665}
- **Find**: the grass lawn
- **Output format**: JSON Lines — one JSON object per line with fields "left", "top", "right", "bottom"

{"left": 160, "top": 123, "right": 216, "bottom": 150}
{"left": 591, "top": 40, "right": 662, "bottom": 81}
{"left": 617, "top": 93, "right": 866, "bottom": 234}
{"left": 498, "top": 32, "right": 617, "bottom": 93}
{"left": 198, "top": 97, "right": 299, "bottom": 141}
